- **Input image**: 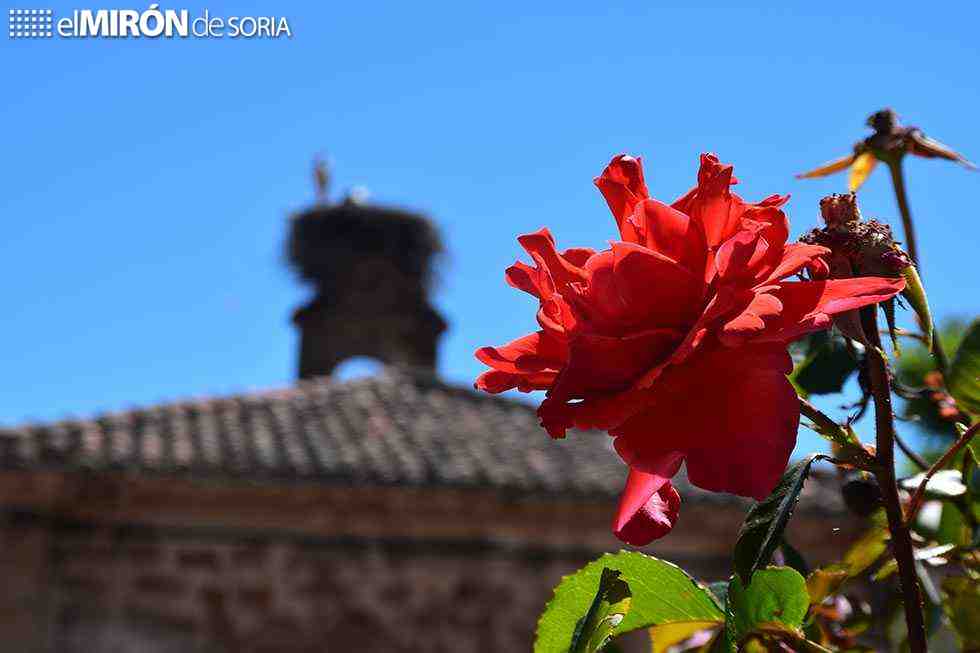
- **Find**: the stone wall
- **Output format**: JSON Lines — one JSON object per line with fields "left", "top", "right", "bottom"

{"left": 0, "top": 471, "right": 862, "bottom": 652}
{"left": 0, "top": 512, "right": 613, "bottom": 652}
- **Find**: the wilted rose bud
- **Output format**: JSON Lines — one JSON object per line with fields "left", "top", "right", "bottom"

{"left": 801, "top": 193, "right": 930, "bottom": 346}
{"left": 803, "top": 193, "right": 911, "bottom": 277}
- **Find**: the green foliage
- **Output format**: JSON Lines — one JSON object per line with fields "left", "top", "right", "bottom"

{"left": 900, "top": 265, "right": 934, "bottom": 351}
{"left": 840, "top": 525, "right": 890, "bottom": 576}
{"left": 872, "top": 544, "right": 956, "bottom": 581}
{"left": 935, "top": 502, "right": 971, "bottom": 546}
{"left": 532, "top": 313, "right": 977, "bottom": 653}
{"left": 534, "top": 552, "right": 723, "bottom": 653}
{"left": 942, "top": 577, "right": 980, "bottom": 651}
{"left": 733, "top": 454, "right": 829, "bottom": 585}
{"left": 805, "top": 524, "right": 889, "bottom": 602}
{"left": 726, "top": 567, "right": 811, "bottom": 648}
{"left": 895, "top": 318, "right": 968, "bottom": 438}
{"left": 790, "top": 333, "right": 858, "bottom": 397}
{"left": 778, "top": 539, "right": 811, "bottom": 578}
{"left": 569, "top": 568, "right": 632, "bottom": 653}
{"left": 949, "top": 318, "right": 980, "bottom": 419}
{"left": 806, "top": 567, "right": 849, "bottom": 605}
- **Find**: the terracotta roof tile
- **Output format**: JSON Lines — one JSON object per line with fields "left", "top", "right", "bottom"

{"left": 0, "top": 369, "right": 845, "bottom": 513}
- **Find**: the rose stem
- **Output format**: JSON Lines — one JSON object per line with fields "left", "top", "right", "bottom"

{"left": 886, "top": 157, "right": 950, "bottom": 374}
{"left": 904, "top": 421, "right": 978, "bottom": 524}
{"left": 863, "top": 307, "right": 928, "bottom": 653}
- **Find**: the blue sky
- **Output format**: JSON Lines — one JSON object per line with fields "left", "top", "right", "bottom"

{"left": 2, "top": 1, "right": 978, "bottom": 457}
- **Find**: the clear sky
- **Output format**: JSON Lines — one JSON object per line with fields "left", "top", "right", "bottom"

{"left": 2, "top": 1, "right": 978, "bottom": 457}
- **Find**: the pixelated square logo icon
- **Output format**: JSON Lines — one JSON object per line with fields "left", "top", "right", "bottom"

{"left": 8, "top": 8, "right": 53, "bottom": 38}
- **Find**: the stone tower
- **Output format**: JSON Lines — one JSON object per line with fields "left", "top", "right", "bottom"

{"left": 287, "top": 171, "right": 446, "bottom": 379}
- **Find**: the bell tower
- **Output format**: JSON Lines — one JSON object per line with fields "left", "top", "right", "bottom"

{"left": 287, "top": 160, "right": 446, "bottom": 379}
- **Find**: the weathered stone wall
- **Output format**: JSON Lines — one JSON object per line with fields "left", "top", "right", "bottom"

{"left": 0, "top": 471, "right": 861, "bottom": 652}
{"left": 1, "top": 513, "right": 612, "bottom": 653}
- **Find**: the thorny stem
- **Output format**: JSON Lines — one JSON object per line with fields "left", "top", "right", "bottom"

{"left": 880, "top": 328, "right": 929, "bottom": 346}
{"left": 886, "top": 157, "right": 951, "bottom": 375}
{"left": 798, "top": 397, "right": 844, "bottom": 435}
{"left": 798, "top": 397, "right": 877, "bottom": 470}
{"left": 863, "top": 309, "right": 928, "bottom": 653}
{"left": 904, "top": 421, "right": 979, "bottom": 525}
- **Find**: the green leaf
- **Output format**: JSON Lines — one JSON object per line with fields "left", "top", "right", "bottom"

{"left": 949, "top": 318, "right": 980, "bottom": 418}
{"left": 534, "top": 552, "right": 723, "bottom": 653}
{"left": 805, "top": 565, "right": 849, "bottom": 604}
{"left": 966, "top": 441, "right": 980, "bottom": 495}
{"left": 942, "top": 577, "right": 980, "bottom": 651}
{"left": 792, "top": 333, "right": 859, "bottom": 396}
{"left": 727, "top": 567, "right": 810, "bottom": 645}
{"left": 778, "top": 539, "right": 810, "bottom": 578}
{"left": 733, "top": 454, "right": 829, "bottom": 584}
{"left": 936, "top": 502, "right": 970, "bottom": 546}
{"left": 569, "top": 568, "right": 632, "bottom": 653}
{"left": 841, "top": 526, "right": 889, "bottom": 575}
{"left": 755, "top": 623, "right": 835, "bottom": 652}
{"left": 895, "top": 319, "right": 969, "bottom": 438}
{"left": 871, "top": 543, "right": 956, "bottom": 581}
{"left": 900, "top": 265, "right": 933, "bottom": 351}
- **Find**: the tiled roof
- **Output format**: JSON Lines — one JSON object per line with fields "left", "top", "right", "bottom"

{"left": 0, "top": 370, "right": 844, "bottom": 510}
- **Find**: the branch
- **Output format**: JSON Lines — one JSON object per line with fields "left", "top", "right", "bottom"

{"left": 798, "top": 397, "right": 877, "bottom": 470}
{"left": 798, "top": 397, "right": 843, "bottom": 434}
{"left": 862, "top": 308, "right": 928, "bottom": 653}
{"left": 904, "top": 422, "right": 979, "bottom": 525}
{"left": 880, "top": 328, "right": 930, "bottom": 345}
{"left": 887, "top": 157, "right": 951, "bottom": 376}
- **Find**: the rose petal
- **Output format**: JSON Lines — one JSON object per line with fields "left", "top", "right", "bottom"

{"left": 672, "top": 154, "right": 741, "bottom": 249}
{"left": 561, "top": 247, "right": 597, "bottom": 267}
{"left": 474, "top": 331, "right": 567, "bottom": 374}
{"left": 628, "top": 199, "right": 708, "bottom": 276}
{"left": 610, "top": 242, "right": 705, "bottom": 329}
{"left": 505, "top": 261, "right": 555, "bottom": 300}
{"left": 719, "top": 292, "right": 784, "bottom": 347}
{"left": 715, "top": 230, "right": 770, "bottom": 282}
{"left": 755, "top": 277, "right": 907, "bottom": 343}
{"left": 547, "top": 328, "right": 683, "bottom": 402}
{"left": 475, "top": 369, "right": 557, "bottom": 394}
{"left": 517, "top": 228, "right": 589, "bottom": 295}
{"left": 613, "top": 454, "right": 684, "bottom": 530}
{"left": 758, "top": 243, "right": 831, "bottom": 286}
{"left": 612, "top": 343, "right": 797, "bottom": 500}
{"left": 595, "top": 154, "right": 650, "bottom": 242}
{"left": 537, "top": 385, "right": 656, "bottom": 438}
{"left": 614, "top": 466, "right": 683, "bottom": 546}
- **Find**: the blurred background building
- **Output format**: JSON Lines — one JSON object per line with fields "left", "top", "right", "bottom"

{"left": 0, "top": 179, "right": 860, "bottom": 652}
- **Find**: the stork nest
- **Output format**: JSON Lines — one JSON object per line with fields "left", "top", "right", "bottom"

{"left": 287, "top": 200, "right": 443, "bottom": 290}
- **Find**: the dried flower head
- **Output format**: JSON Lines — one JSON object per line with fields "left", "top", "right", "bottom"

{"left": 797, "top": 109, "right": 975, "bottom": 191}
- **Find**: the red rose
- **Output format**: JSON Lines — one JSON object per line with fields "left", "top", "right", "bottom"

{"left": 475, "top": 154, "right": 905, "bottom": 545}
